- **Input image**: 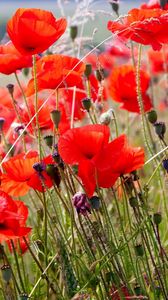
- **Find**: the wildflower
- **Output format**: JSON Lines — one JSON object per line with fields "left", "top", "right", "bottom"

{"left": 25, "top": 54, "right": 85, "bottom": 96}
{"left": 72, "top": 192, "right": 91, "bottom": 215}
{"left": 107, "top": 8, "right": 168, "bottom": 50}
{"left": 7, "top": 8, "right": 67, "bottom": 55}
{"left": 107, "top": 65, "right": 152, "bottom": 113}
{"left": 0, "top": 41, "right": 33, "bottom": 75}
{"left": 141, "top": 0, "right": 168, "bottom": 9}
{"left": 0, "top": 191, "right": 31, "bottom": 242}
{"left": 58, "top": 124, "right": 144, "bottom": 197}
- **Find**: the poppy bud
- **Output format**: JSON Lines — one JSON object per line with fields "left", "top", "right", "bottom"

{"left": 153, "top": 212, "right": 162, "bottom": 225}
{"left": 129, "top": 196, "right": 138, "bottom": 208}
{"left": 96, "top": 68, "right": 104, "bottom": 82}
{"left": 50, "top": 110, "right": 61, "bottom": 129}
{"left": 110, "top": 0, "right": 119, "bottom": 15}
{"left": 72, "top": 192, "right": 91, "bottom": 215}
{"left": 99, "top": 109, "right": 113, "bottom": 125}
{"left": 160, "top": 0, "right": 167, "bottom": 9}
{"left": 82, "top": 97, "right": 92, "bottom": 112}
{"left": 162, "top": 159, "right": 168, "bottom": 171}
{"left": 52, "top": 150, "right": 61, "bottom": 164}
{"left": 19, "top": 293, "right": 29, "bottom": 300}
{"left": 89, "top": 196, "right": 101, "bottom": 210}
{"left": 70, "top": 25, "right": 78, "bottom": 41}
{"left": 147, "top": 110, "right": 157, "bottom": 124}
{"left": 84, "top": 64, "right": 92, "bottom": 78}
{"left": 135, "top": 243, "right": 144, "bottom": 257}
{"left": 0, "top": 118, "right": 5, "bottom": 131}
{"left": 134, "top": 284, "right": 141, "bottom": 296}
{"left": 43, "top": 135, "right": 53, "bottom": 148}
{"left": 46, "top": 164, "right": 61, "bottom": 187}
{"left": 6, "top": 83, "right": 14, "bottom": 96}
{"left": 154, "top": 122, "right": 166, "bottom": 139}
{"left": 1, "top": 265, "right": 12, "bottom": 283}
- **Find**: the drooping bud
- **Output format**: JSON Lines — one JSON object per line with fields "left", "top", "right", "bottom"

{"left": 82, "top": 97, "right": 92, "bottom": 112}
{"left": 1, "top": 265, "right": 12, "bottom": 283}
{"left": 89, "top": 196, "right": 101, "bottom": 210}
{"left": 6, "top": 83, "right": 14, "bottom": 96}
{"left": 153, "top": 212, "right": 162, "bottom": 225}
{"left": 50, "top": 110, "right": 61, "bottom": 129}
{"left": 147, "top": 110, "right": 157, "bottom": 124}
{"left": 72, "top": 192, "right": 91, "bottom": 215}
{"left": 70, "top": 25, "right": 78, "bottom": 41}
{"left": 0, "top": 118, "right": 5, "bottom": 132}
{"left": 84, "top": 64, "right": 92, "bottom": 78}
{"left": 43, "top": 135, "right": 53, "bottom": 148}
{"left": 154, "top": 122, "right": 166, "bottom": 139}
{"left": 134, "top": 243, "right": 144, "bottom": 257}
{"left": 109, "top": 0, "right": 119, "bottom": 15}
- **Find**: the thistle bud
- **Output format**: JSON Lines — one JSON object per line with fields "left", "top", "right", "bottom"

{"left": 153, "top": 212, "right": 162, "bottom": 225}
{"left": 70, "top": 25, "right": 78, "bottom": 41}
{"left": 72, "top": 192, "right": 91, "bottom": 215}
{"left": 82, "top": 97, "right": 92, "bottom": 112}
{"left": 6, "top": 83, "right": 14, "bottom": 96}
{"left": 147, "top": 110, "right": 157, "bottom": 124}
{"left": 43, "top": 135, "right": 53, "bottom": 148}
{"left": 50, "top": 110, "right": 61, "bottom": 129}
{"left": 135, "top": 243, "right": 144, "bottom": 257}
{"left": 154, "top": 122, "right": 166, "bottom": 139}
{"left": 1, "top": 265, "right": 12, "bottom": 282}
{"left": 84, "top": 64, "right": 92, "bottom": 78}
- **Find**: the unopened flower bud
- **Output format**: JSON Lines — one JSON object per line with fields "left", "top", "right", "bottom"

{"left": 1, "top": 265, "right": 12, "bottom": 282}
{"left": 129, "top": 196, "right": 138, "bottom": 208}
{"left": 70, "top": 25, "right": 78, "bottom": 41}
{"left": 110, "top": 0, "right": 119, "bottom": 15}
{"left": 89, "top": 196, "right": 101, "bottom": 210}
{"left": 44, "top": 135, "right": 53, "bottom": 148}
{"left": 135, "top": 243, "right": 144, "bottom": 257}
{"left": 160, "top": 0, "right": 167, "bottom": 9}
{"left": 96, "top": 68, "right": 105, "bottom": 82}
{"left": 82, "top": 97, "right": 92, "bottom": 112}
{"left": 50, "top": 110, "right": 61, "bottom": 129}
{"left": 162, "top": 159, "right": 168, "bottom": 171}
{"left": 46, "top": 164, "right": 61, "bottom": 187}
{"left": 52, "top": 150, "right": 61, "bottom": 164}
{"left": 99, "top": 109, "right": 113, "bottom": 125}
{"left": 154, "top": 121, "right": 166, "bottom": 139}
{"left": 6, "top": 83, "right": 14, "bottom": 96}
{"left": 19, "top": 293, "right": 29, "bottom": 300}
{"left": 0, "top": 118, "right": 5, "bottom": 131}
{"left": 153, "top": 212, "right": 162, "bottom": 225}
{"left": 147, "top": 110, "right": 157, "bottom": 124}
{"left": 84, "top": 64, "right": 92, "bottom": 78}
{"left": 33, "top": 162, "right": 44, "bottom": 173}
{"left": 72, "top": 192, "right": 91, "bottom": 215}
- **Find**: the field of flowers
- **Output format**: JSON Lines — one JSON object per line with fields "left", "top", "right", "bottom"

{"left": 0, "top": 0, "right": 168, "bottom": 299}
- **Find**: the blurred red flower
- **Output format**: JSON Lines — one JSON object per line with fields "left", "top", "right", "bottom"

{"left": 7, "top": 235, "right": 29, "bottom": 255}
{"left": 0, "top": 190, "right": 31, "bottom": 242}
{"left": 107, "top": 8, "right": 168, "bottom": 50}
{"left": 107, "top": 64, "right": 152, "bottom": 113}
{"left": 141, "top": 0, "right": 168, "bottom": 9}
{"left": 25, "top": 55, "right": 85, "bottom": 96}
{"left": 110, "top": 285, "right": 130, "bottom": 299}
{"left": 1, "top": 151, "right": 54, "bottom": 196}
{"left": 58, "top": 124, "right": 144, "bottom": 197}
{"left": 147, "top": 48, "right": 168, "bottom": 74}
{"left": 0, "top": 41, "right": 33, "bottom": 75}
{"left": 7, "top": 8, "right": 67, "bottom": 55}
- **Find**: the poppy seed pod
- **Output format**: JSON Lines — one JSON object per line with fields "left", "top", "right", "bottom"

{"left": 82, "top": 97, "right": 92, "bottom": 112}
{"left": 44, "top": 135, "right": 53, "bottom": 148}
{"left": 70, "top": 25, "right": 78, "bottom": 41}
{"left": 6, "top": 83, "right": 14, "bottom": 96}
{"left": 50, "top": 110, "right": 61, "bottom": 129}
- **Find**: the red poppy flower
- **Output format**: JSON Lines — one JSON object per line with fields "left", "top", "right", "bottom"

{"left": 141, "top": 0, "right": 168, "bottom": 9}
{"left": 7, "top": 235, "right": 29, "bottom": 254}
{"left": 25, "top": 54, "right": 85, "bottom": 96}
{"left": 0, "top": 41, "right": 33, "bottom": 75}
{"left": 0, "top": 190, "right": 31, "bottom": 242}
{"left": 58, "top": 124, "right": 144, "bottom": 197}
{"left": 107, "top": 8, "right": 168, "bottom": 50}
{"left": 107, "top": 64, "right": 152, "bottom": 113}
{"left": 7, "top": 8, "right": 67, "bottom": 55}
{"left": 1, "top": 151, "right": 54, "bottom": 196}
{"left": 148, "top": 48, "right": 167, "bottom": 74}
